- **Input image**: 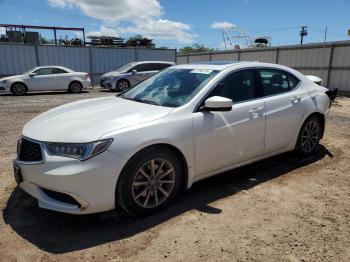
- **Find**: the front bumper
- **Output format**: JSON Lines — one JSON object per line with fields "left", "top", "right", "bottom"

{"left": 82, "top": 79, "right": 91, "bottom": 89}
{"left": 100, "top": 78, "right": 115, "bottom": 89}
{"left": 0, "top": 83, "right": 11, "bottom": 93}
{"left": 14, "top": 138, "right": 124, "bottom": 214}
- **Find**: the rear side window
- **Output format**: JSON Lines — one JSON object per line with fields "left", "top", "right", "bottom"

{"left": 133, "top": 64, "right": 149, "bottom": 72}
{"left": 53, "top": 68, "right": 68, "bottom": 74}
{"left": 207, "top": 69, "right": 256, "bottom": 103}
{"left": 258, "top": 69, "right": 300, "bottom": 96}
{"left": 155, "top": 63, "right": 172, "bottom": 70}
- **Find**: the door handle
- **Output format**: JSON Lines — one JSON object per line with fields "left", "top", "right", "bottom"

{"left": 249, "top": 107, "right": 264, "bottom": 119}
{"left": 249, "top": 107, "right": 264, "bottom": 113}
{"left": 290, "top": 96, "right": 302, "bottom": 104}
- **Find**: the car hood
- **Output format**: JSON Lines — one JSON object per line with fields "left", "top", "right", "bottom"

{"left": 1, "top": 74, "right": 25, "bottom": 81}
{"left": 102, "top": 71, "right": 124, "bottom": 78}
{"left": 23, "top": 96, "right": 173, "bottom": 143}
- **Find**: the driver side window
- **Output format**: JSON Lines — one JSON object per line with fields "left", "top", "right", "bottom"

{"left": 207, "top": 69, "right": 256, "bottom": 103}
{"left": 34, "top": 68, "right": 55, "bottom": 75}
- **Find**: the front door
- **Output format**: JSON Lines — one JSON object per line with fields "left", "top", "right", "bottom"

{"left": 28, "top": 68, "right": 58, "bottom": 91}
{"left": 193, "top": 69, "right": 266, "bottom": 176}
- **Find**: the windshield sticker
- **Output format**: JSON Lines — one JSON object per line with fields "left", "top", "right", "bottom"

{"left": 190, "top": 69, "right": 213, "bottom": 74}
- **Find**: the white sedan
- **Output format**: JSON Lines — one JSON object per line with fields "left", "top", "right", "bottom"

{"left": 13, "top": 61, "right": 337, "bottom": 215}
{"left": 0, "top": 66, "right": 91, "bottom": 95}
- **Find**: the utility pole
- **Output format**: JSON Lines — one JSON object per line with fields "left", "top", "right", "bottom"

{"left": 300, "top": 25, "right": 307, "bottom": 44}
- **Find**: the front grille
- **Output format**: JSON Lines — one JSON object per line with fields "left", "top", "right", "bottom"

{"left": 18, "top": 138, "right": 42, "bottom": 162}
{"left": 100, "top": 79, "right": 105, "bottom": 87}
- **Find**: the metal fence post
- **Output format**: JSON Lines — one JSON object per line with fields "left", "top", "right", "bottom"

{"left": 88, "top": 46, "right": 94, "bottom": 86}
{"left": 326, "top": 45, "right": 334, "bottom": 89}
{"left": 134, "top": 47, "right": 138, "bottom": 61}
{"left": 34, "top": 44, "right": 40, "bottom": 66}
{"left": 275, "top": 48, "right": 279, "bottom": 64}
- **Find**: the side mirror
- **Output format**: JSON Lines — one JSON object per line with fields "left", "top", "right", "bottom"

{"left": 29, "top": 73, "right": 37, "bottom": 77}
{"left": 131, "top": 69, "right": 137, "bottom": 75}
{"left": 201, "top": 96, "right": 232, "bottom": 112}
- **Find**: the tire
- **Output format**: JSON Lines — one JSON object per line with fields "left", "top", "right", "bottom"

{"left": 117, "top": 146, "right": 182, "bottom": 216}
{"left": 68, "top": 81, "right": 83, "bottom": 93}
{"left": 116, "top": 80, "right": 130, "bottom": 92}
{"left": 295, "top": 115, "right": 321, "bottom": 156}
{"left": 11, "top": 83, "right": 27, "bottom": 96}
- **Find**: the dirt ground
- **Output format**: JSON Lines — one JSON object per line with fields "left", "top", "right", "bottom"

{"left": 0, "top": 89, "right": 349, "bottom": 262}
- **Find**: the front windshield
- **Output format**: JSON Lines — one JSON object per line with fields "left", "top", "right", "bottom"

{"left": 116, "top": 62, "right": 136, "bottom": 72}
{"left": 121, "top": 68, "right": 219, "bottom": 107}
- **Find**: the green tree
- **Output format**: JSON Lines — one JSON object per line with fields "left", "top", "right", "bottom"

{"left": 126, "top": 35, "right": 154, "bottom": 47}
{"left": 179, "top": 44, "right": 216, "bottom": 54}
{"left": 40, "top": 35, "right": 54, "bottom": 44}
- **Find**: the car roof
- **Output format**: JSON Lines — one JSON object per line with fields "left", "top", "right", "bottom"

{"left": 173, "top": 61, "right": 293, "bottom": 71}
{"left": 173, "top": 61, "right": 252, "bottom": 70}
{"left": 134, "top": 61, "right": 175, "bottom": 65}
{"left": 33, "top": 66, "right": 73, "bottom": 71}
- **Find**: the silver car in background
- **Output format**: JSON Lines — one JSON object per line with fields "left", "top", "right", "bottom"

{"left": 100, "top": 61, "right": 175, "bottom": 92}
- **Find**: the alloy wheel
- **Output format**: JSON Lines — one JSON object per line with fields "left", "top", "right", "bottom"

{"left": 132, "top": 158, "right": 176, "bottom": 208}
{"left": 118, "top": 81, "right": 129, "bottom": 92}
{"left": 12, "top": 84, "right": 26, "bottom": 95}
{"left": 301, "top": 120, "right": 319, "bottom": 153}
{"left": 70, "top": 82, "right": 82, "bottom": 93}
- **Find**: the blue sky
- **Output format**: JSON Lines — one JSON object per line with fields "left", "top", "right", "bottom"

{"left": 0, "top": 0, "right": 349, "bottom": 49}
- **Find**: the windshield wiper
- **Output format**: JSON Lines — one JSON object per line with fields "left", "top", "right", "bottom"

{"left": 119, "top": 95, "right": 159, "bottom": 105}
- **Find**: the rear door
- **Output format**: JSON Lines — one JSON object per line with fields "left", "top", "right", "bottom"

{"left": 52, "top": 68, "right": 70, "bottom": 89}
{"left": 257, "top": 68, "right": 306, "bottom": 152}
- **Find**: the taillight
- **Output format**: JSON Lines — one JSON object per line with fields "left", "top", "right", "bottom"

{"left": 85, "top": 73, "right": 90, "bottom": 79}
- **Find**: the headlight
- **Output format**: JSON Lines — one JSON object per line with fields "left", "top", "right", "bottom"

{"left": 45, "top": 139, "right": 113, "bottom": 161}
{"left": 0, "top": 80, "right": 7, "bottom": 84}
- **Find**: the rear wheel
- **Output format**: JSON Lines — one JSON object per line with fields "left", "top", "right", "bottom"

{"left": 116, "top": 80, "right": 130, "bottom": 92}
{"left": 11, "top": 83, "right": 27, "bottom": 96}
{"left": 117, "top": 146, "right": 182, "bottom": 216}
{"left": 295, "top": 116, "right": 321, "bottom": 156}
{"left": 68, "top": 81, "right": 83, "bottom": 93}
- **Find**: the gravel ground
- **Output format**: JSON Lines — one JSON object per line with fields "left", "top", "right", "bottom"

{"left": 0, "top": 89, "right": 349, "bottom": 262}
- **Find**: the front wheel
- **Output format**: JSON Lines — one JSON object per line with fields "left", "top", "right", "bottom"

{"left": 295, "top": 116, "right": 321, "bottom": 156}
{"left": 117, "top": 146, "right": 182, "bottom": 216}
{"left": 11, "top": 83, "right": 27, "bottom": 96}
{"left": 116, "top": 80, "right": 130, "bottom": 92}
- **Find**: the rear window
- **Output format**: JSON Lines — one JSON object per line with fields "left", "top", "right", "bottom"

{"left": 258, "top": 69, "right": 300, "bottom": 96}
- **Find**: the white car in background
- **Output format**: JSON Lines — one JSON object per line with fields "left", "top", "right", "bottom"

{"left": 0, "top": 66, "right": 91, "bottom": 95}
{"left": 14, "top": 61, "right": 337, "bottom": 215}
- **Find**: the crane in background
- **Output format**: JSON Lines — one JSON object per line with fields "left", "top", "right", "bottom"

{"left": 218, "top": 25, "right": 271, "bottom": 50}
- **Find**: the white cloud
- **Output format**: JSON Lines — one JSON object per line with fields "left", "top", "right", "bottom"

{"left": 48, "top": 0, "right": 162, "bottom": 23}
{"left": 120, "top": 19, "right": 196, "bottom": 44}
{"left": 48, "top": 0, "right": 194, "bottom": 44}
{"left": 211, "top": 21, "right": 236, "bottom": 29}
{"left": 87, "top": 26, "right": 121, "bottom": 37}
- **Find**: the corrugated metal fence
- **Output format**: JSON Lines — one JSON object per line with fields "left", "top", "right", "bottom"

{"left": 177, "top": 41, "right": 350, "bottom": 95}
{"left": 0, "top": 43, "right": 176, "bottom": 85}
